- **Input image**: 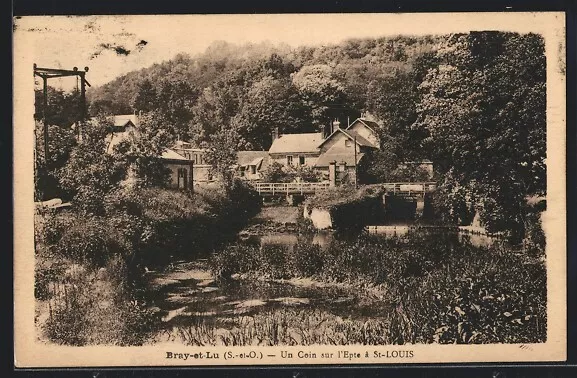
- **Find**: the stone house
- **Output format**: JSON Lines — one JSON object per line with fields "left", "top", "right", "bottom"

{"left": 267, "top": 118, "right": 380, "bottom": 184}
{"left": 268, "top": 129, "right": 325, "bottom": 168}
{"left": 161, "top": 149, "right": 194, "bottom": 190}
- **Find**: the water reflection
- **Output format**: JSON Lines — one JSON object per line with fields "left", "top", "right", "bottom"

{"left": 244, "top": 231, "right": 334, "bottom": 251}
{"left": 366, "top": 225, "right": 500, "bottom": 248}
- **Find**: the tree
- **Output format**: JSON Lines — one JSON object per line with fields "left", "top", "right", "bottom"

{"left": 131, "top": 79, "right": 158, "bottom": 113}
{"left": 201, "top": 126, "right": 243, "bottom": 187}
{"left": 291, "top": 64, "right": 350, "bottom": 129}
{"left": 34, "top": 86, "right": 83, "bottom": 127}
{"left": 57, "top": 115, "right": 128, "bottom": 214}
{"left": 34, "top": 123, "right": 77, "bottom": 200}
{"left": 189, "top": 82, "right": 244, "bottom": 146}
{"left": 125, "top": 110, "right": 173, "bottom": 187}
{"left": 156, "top": 80, "right": 198, "bottom": 140}
{"left": 232, "top": 76, "right": 311, "bottom": 150}
{"left": 366, "top": 69, "right": 425, "bottom": 161}
{"left": 414, "top": 32, "right": 546, "bottom": 240}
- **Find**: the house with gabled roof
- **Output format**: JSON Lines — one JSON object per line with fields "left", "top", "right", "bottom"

{"left": 267, "top": 118, "right": 381, "bottom": 185}
{"left": 268, "top": 130, "right": 325, "bottom": 168}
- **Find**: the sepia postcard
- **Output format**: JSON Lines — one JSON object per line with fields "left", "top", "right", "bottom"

{"left": 13, "top": 12, "right": 567, "bottom": 367}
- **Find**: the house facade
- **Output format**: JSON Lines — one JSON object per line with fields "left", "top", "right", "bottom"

{"left": 170, "top": 141, "right": 214, "bottom": 183}
{"left": 100, "top": 114, "right": 214, "bottom": 190}
{"left": 267, "top": 118, "right": 380, "bottom": 184}
{"left": 161, "top": 149, "right": 195, "bottom": 190}
{"left": 268, "top": 131, "right": 325, "bottom": 168}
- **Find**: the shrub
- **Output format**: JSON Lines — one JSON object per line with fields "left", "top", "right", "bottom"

{"left": 290, "top": 242, "right": 324, "bottom": 277}
{"left": 43, "top": 278, "right": 92, "bottom": 346}
{"left": 208, "top": 230, "right": 546, "bottom": 343}
{"left": 53, "top": 216, "right": 132, "bottom": 267}
{"left": 210, "top": 243, "right": 260, "bottom": 280}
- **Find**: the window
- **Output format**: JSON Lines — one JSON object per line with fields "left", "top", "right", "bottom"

{"left": 177, "top": 168, "right": 188, "bottom": 189}
{"left": 299, "top": 155, "right": 306, "bottom": 166}
{"left": 287, "top": 155, "right": 293, "bottom": 166}
{"left": 345, "top": 139, "right": 352, "bottom": 147}
{"left": 250, "top": 165, "right": 256, "bottom": 175}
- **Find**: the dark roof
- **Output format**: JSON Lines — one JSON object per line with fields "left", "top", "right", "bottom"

{"left": 236, "top": 151, "right": 271, "bottom": 170}
{"left": 269, "top": 133, "right": 324, "bottom": 154}
{"left": 315, "top": 152, "right": 365, "bottom": 167}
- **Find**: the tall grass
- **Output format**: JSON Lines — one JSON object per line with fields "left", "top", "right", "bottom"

{"left": 41, "top": 256, "right": 158, "bottom": 346}
{"left": 36, "top": 182, "right": 261, "bottom": 346}
{"left": 166, "top": 307, "right": 427, "bottom": 346}
{"left": 210, "top": 231, "right": 546, "bottom": 344}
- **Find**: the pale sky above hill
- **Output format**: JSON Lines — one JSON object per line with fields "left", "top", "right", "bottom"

{"left": 14, "top": 13, "right": 562, "bottom": 90}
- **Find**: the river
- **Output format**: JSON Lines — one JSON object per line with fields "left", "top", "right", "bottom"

{"left": 142, "top": 224, "right": 504, "bottom": 345}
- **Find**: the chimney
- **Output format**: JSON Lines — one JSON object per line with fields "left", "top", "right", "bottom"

{"left": 272, "top": 127, "right": 279, "bottom": 143}
{"left": 332, "top": 119, "right": 341, "bottom": 130}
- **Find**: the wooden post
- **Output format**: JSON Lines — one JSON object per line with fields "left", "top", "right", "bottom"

{"left": 192, "top": 161, "right": 195, "bottom": 191}
{"left": 353, "top": 135, "right": 357, "bottom": 189}
{"left": 79, "top": 72, "right": 86, "bottom": 140}
{"left": 42, "top": 76, "right": 48, "bottom": 163}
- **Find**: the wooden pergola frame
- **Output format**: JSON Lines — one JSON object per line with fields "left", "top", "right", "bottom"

{"left": 33, "top": 64, "right": 91, "bottom": 162}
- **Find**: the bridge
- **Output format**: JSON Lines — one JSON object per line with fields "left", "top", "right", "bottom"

{"left": 250, "top": 181, "right": 436, "bottom": 197}
{"left": 252, "top": 182, "right": 330, "bottom": 195}
{"left": 382, "top": 182, "right": 437, "bottom": 197}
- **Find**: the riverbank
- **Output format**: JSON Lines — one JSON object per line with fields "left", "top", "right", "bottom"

{"left": 34, "top": 181, "right": 261, "bottom": 346}
{"left": 35, "top": 187, "right": 547, "bottom": 346}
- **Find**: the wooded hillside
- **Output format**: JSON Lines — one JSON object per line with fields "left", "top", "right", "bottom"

{"left": 42, "top": 32, "right": 545, "bottom": 240}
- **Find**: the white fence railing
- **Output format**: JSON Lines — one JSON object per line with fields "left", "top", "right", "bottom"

{"left": 253, "top": 182, "right": 330, "bottom": 195}
{"left": 382, "top": 182, "right": 437, "bottom": 195}
{"left": 251, "top": 181, "right": 436, "bottom": 196}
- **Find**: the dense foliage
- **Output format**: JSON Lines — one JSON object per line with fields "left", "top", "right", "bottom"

{"left": 35, "top": 181, "right": 261, "bottom": 345}
{"left": 210, "top": 231, "right": 546, "bottom": 344}
{"left": 415, "top": 32, "right": 546, "bottom": 241}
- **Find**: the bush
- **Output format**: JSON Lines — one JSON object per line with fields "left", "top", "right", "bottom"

{"left": 41, "top": 256, "right": 159, "bottom": 346}
{"left": 261, "top": 162, "right": 323, "bottom": 183}
{"left": 52, "top": 215, "right": 133, "bottom": 267}
{"left": 209, "top": 230, "right": 546, "bottom": 343}
{"left": 43, "top": 278, "right": 92, "bottom": 346}
{"left": 522, "top": 205, "right": 546, "bottom": 257}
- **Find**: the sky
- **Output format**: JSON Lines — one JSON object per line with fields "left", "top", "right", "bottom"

{"left": 14, "top": 13, "right": 564, "bottom": 90}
